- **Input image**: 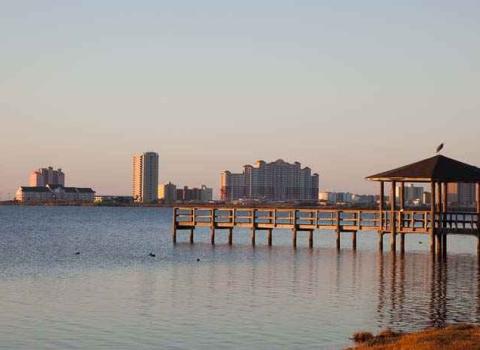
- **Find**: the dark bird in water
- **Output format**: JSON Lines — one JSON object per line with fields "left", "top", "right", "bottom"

{"left": 149, "top": 253, "right": 156, "bottom": 257}
{"left": 75, "top": 251, "right": 80, "bottom": 255}
{"left": 436, "top": 143, "right": 444, "bottom": 153}
{"left": 419, "top": 241, "right": 423, "bottom": 244}
{"left": 197, "top": 258, "right": 200, "bottom": 262}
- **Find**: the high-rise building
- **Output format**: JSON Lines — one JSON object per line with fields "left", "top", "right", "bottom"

{"left": 29, "top": 167, "right": 65, "bottom": 187}
{"left": 132, "top": 152, "right": 159, "bottom": 203}
{"left": 395, "top": 184, "right": 424, "bottom": 205}
{"left": 221, "top": 159, "right": 319, "bottom": 202}
{"left": 158, "top": 182, "right": 177, "bottom": 205}
{"left": 176, "top": 185, "right": 213, "bottom": 203}
{"left": 447, "top": 183, "right": 476, "bottom": 207}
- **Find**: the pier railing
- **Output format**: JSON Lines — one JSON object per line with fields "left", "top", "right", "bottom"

{"left": 174, "top": 207, "right": 479, "bottom": 233}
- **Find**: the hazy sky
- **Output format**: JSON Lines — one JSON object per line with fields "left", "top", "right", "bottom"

{"left": 1, "top": 1, "right": 479, "bottom": 199}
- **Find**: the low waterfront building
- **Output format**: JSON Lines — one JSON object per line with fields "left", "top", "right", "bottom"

{"left": 352, "top": 194, "right": 376, "bottom": 205}
{"left": 15, "top": 185, "right": 95, "bottom": 203}
{"left": 319, "top": 191, "right": 337, "bottom": 204}
{"left": 94, "top": 195, "right": 134, "bottom": 205}
{"left": 319, "top": 191, "right": 375, "bottom": 206}
{"left": 15, "top": 187, "right": 54, "bottom": 202}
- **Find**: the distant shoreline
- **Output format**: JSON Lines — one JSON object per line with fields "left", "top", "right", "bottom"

{"left": 1, "top": 200, "right": 476, "bottom": 212}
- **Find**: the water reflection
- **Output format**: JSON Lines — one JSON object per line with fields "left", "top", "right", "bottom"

{"left": 1, "top": 204, "right": 480, "bottom": 349}
{"left": 376, "top": 251, "right": 480, "bottom": 330}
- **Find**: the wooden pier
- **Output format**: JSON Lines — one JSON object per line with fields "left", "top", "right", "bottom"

{"left": 172, "top": 206, "right": 480, "bottom": 254}
{"left": 172, "top": 155, "right": 480, "bottom": 255}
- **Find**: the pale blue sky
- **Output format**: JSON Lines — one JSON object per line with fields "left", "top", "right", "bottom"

{"left": 1, "top": 1, "right": 479, "bottom": 198}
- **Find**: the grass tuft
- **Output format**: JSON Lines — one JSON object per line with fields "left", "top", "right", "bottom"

{"left": 347, "top": 324, "right": 480, "bottom": 350}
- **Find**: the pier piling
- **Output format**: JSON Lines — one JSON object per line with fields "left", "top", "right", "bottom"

{"left": 390, "top": 181, "right": 397, "bottom": 253}
{"left": 228, "top": 228, "right": 233, "bottom": 245}
{"left": 378, "top": 232, "right": 383, "bottom": 251}
{"left": 436, "top": 234, "right": 442, "bottom": 255}
{"left": 210, "top": 227, "right": 215, "bottom": 245}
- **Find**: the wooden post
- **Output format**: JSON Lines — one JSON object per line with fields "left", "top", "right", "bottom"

{"left": 379, "top": 181, "right": 384, "bottom": 231}
{"left": 378, "top": 231, "right": 383, "bottom": 251}
{"left": 172, "top": 207, "right": 177, "bottom": 244}
{"left": 430, "top": 181, "right": 436, "bottom": 253}
{"left": 352, "top": 231, "right": 357, "bottom": 250}
{"left": 436, "top": 183, "right": 443, "bottom": 256}
{"left": 189, "top": 229, "right": 194, "bottom": 244}
{"left": 399, "top": 182, "right": 405, "bottom": 209}
{"left": 228, "top": 228, "right": 233, "bottom": 245}
{"left": 390, "top": 181, "right": 397, "bottom": 252}
{"left": 477, "top": 183, "right": 480, "bottom": 222}
{"left": 477, "top": 183, "right": 480, "bottom": 256}
{"left": 209, "top": 208, "right": 215, "bottom": 245}
{"left": 267, "top": 229, "right": 273, "bottom": 246}
{"left": 308, "top": 230, "right": 313, "bottom": 248}
{"left": 477, "top": 235, "right": 480, "bottom": 257}
{"left": 292, "top": 209, "right": 297, "bottom": 248}
{"left": 442, "top": 182, "right": 448, "bottom": 257}
{"left": 400, "top": 233, "right": 405, "bottom": 254}
{"left": 438, "top": 182, "right": 443, "bottom": 215}
{"left": 251, "top": 208, "right": 256, "bottom": 246}
{"left": 436, "top": 233, "right": 442, "bottom": 255}
{"left": 442, "top": 183, "right": 448, "bottom": 221}
{"left": 210, "top": 226, "right": 215, "bottom": 245}
{"left": 336, "top": 210, "right": 341, "bottom": 250}
{"left": 399, "top": 182, "right": 404, "bottom": 232}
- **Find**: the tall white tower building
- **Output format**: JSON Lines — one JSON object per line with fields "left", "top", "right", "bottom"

{"left": 132, "top": 152, "right": 159, "bottom": 203}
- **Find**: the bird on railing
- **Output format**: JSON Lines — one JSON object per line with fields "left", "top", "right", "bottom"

{"left": 436, "top": 143, "right": 444, "bottom": 153}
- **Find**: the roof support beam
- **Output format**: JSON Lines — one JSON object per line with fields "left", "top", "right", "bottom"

{"left": 430, "top": 181, "right": 436, "bottom": 254}
{"left": 390, "top": 181, "right": 396, "bottom": 252}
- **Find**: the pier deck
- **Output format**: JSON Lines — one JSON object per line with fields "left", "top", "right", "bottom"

{"left": 172, "top": 207, "right": 480, "bottom": 253}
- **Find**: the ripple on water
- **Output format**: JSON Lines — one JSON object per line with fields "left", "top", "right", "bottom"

{"left": 0, "top": 206, "right": 479, "bottom": 349}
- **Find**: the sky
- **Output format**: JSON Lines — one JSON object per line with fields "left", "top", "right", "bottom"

{"left": 1, "top": 1, "right": 479, "bottom": 199}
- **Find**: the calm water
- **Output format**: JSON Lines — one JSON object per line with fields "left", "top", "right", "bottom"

{"left": 0, "top": 206, "right": 479, "bottom": 349}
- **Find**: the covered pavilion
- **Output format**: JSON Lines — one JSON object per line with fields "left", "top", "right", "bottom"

{"left": 367, "top": 154, "right": 480, "bottom": 254}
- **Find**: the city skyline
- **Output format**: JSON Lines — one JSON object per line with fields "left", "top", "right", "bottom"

{"left": 1, "top": 1, "right": 480, "bottom": 199}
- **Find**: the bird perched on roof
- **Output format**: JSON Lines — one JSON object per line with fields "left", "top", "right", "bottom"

{"left": 436, "top": 143, "right": 444, "bottom": 153}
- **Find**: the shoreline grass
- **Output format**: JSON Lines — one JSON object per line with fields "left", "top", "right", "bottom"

{"left": 347, "top": 324, "right": 480, "bottom": 350}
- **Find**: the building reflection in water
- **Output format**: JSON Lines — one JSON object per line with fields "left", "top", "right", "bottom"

{"left": 376, "top": 251, "right": 480, "bottom": 330}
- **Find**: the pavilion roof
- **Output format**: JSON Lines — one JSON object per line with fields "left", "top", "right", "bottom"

{"left": 366, "top": 155, "right": 480, "bottom": 183}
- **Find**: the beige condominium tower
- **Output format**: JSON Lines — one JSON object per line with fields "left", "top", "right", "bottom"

{"left": 132, "top": 152, "right": 159, "bottom": 203}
